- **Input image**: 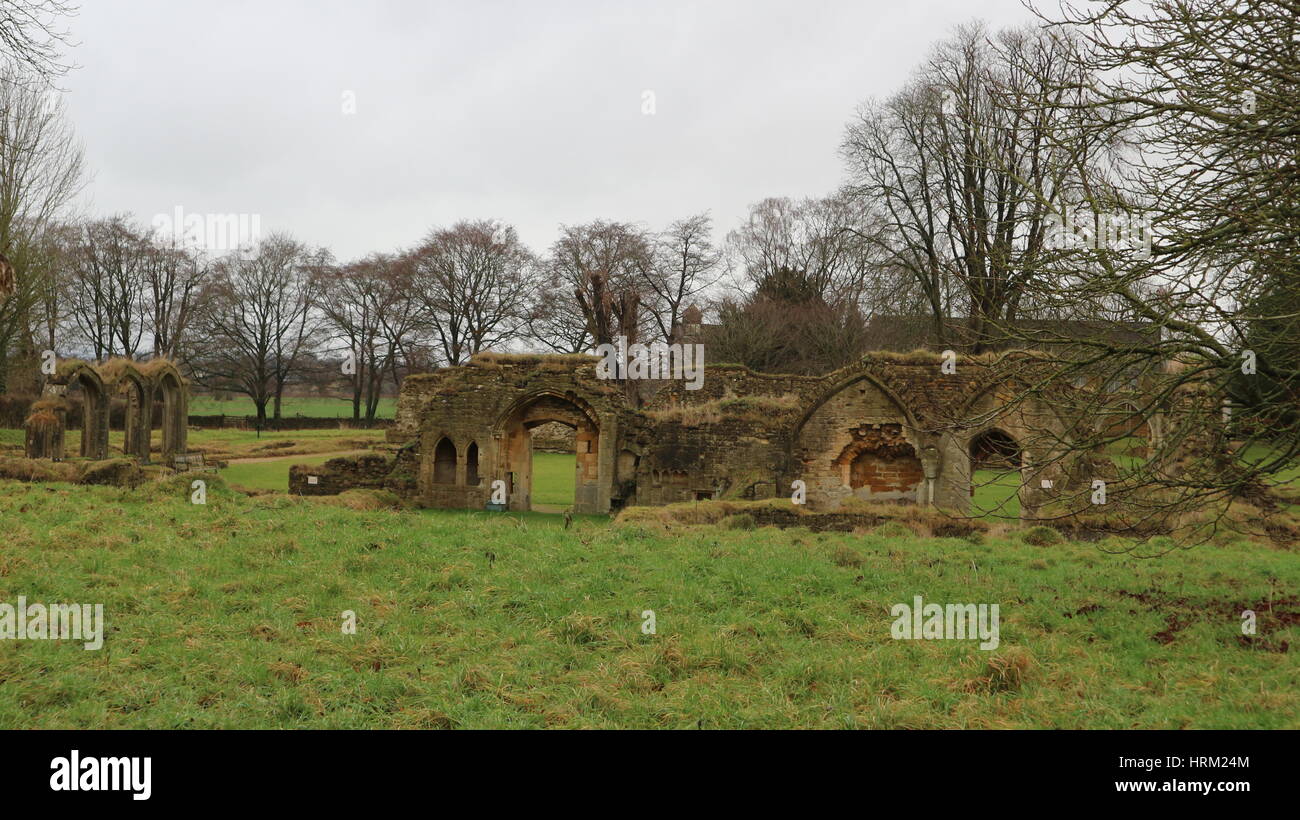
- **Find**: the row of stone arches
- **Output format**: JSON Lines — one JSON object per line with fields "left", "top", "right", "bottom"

{"left": 26, "top": 358, "right": 188, "bottom": 463}
{"left": 791, "top": 369, "right": 1104, "bottom": 514}
{"left": 431, "top": 437, "right": 480, "bottom": 486}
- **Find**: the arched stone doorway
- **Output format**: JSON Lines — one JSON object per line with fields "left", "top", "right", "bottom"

{"left": 499, "top": 393, "right": 601, "bottom": 513}
{"left": 968, "top": 427, "right": 1023, "bottom": 517}
{"left": 960, "top": 380, "right": 1072, "bottom": 520}
{"left": 116, "top": 371, "right": 153, "bottom": 463}
{"left": 154, "top": 365, "right": 188, "bottom": 462}
{"left": 62, "top": 363, "right": 109, "bottom": 460}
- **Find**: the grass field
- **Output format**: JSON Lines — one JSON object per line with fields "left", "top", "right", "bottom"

{"left": 188, "top": 396, "right": 397, "bottom": 419}
{"left": 220, "top": 453, "right": 367, "bottom": 491}
{"left": 0, "top": 475, "right": 1295, "bottom": 729}
{"left": 216, "top": 443, "right": 573, "bottom": 497}
{"left": 532, "top": 453, "right": 576, "bottom": 508}
{"left": 972, "top": 469, "right": 1020, "bottom": 519}
{"left": 1, "top": 427, "right": 388, "bottom": 463}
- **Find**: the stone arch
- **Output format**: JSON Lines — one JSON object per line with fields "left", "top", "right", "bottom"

{"left": 494, "top": 390, "right": 604, "bottom": 513}
{"left": 792, "top": 371, "right": 922, "bottom": 509}
{"left": 433, "top": 437, "right": 457, "bottom": 484}
{"left": 794, "top": 370, "right": 919, "bottom": 434}
{"left": 969, "top": 427, "right": 1022, "bottom": 470}
{"left": 962, "top": 381, "right": 1073, "bottom": 519}
{"left": 465, "top": 441, "right": 480, "bottom": 486}
{"left": 53, "top": 361, "right": 109, "bottom": 460}
{"left": 150, "top": 361, "right": 189, "bottom": 462}
{"left": 966, "top": 426, "right": 1025, "bottom": 517}
{"left": 103, "top": 363, "right": 153, "bottom": 463}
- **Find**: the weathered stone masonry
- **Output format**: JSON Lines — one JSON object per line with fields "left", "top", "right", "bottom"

{"left": 378, "top": 351, "right": 1099, "bottom": 518}
{"left": 24, "top": 358, "right": 189, "bottom": 464}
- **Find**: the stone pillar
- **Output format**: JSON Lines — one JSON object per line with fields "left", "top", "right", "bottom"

{"left": 594, "top": 413, "right": 617, "bottom": 514}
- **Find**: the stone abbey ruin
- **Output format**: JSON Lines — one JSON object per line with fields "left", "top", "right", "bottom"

{"left": 12, "top": 317, "right": 1161, "bottom": 524}
{"left": 296, "top": 313, "right": 1161, "bottom": 521}
{"left": 22, "top": 358, "right": 189, "bottom": 464}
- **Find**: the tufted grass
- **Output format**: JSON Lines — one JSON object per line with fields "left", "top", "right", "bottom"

{"left": 0, "top": 474, "right": 1294, "bottom": 729}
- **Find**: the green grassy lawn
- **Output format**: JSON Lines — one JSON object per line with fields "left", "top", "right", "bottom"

{"left": 188, "top": 396, "right": 397, "bottom": 419}
{"left": 184, "top": 428, "right": 386, "bottom": 461}
{"left": 532, "top": 453, "right": 576, "bottom": 508}
{"left": 221, "top": 453, "right": 360, "bottom": 492}
{"left": 1, "top": 427, "right": 388, "bottom": 462}
{"left": 223, "top": 444, "right": 573, "bottom": 497}
{"left": 0, "top": 475, "right": 1295, "bottom": 729}
{"left": 972, "top": 469, "right": 1020, "bottom": 519}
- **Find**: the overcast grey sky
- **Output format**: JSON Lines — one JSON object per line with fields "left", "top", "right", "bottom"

{"left": 64, "top": 0, "right": 1037, "bottom": 261}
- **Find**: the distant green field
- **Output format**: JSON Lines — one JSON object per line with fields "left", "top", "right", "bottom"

{"left": 972, "top": 469, "right": 1021, "bottom": 519}
{"left": 214, "top": 448, "right": 578, "bottom": 500}
{"left": 532, "top": 453, "right": 576, "bottom": 508}
{"left": 188, "top": 396, "right": 397, "bottom": 419}
{"left": 220, "top": 453, "right": 355, "bottom": 491}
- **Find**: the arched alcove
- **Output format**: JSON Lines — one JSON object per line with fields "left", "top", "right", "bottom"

{"left": 433, "top": 437, "right": 457, "bottom": 484}
{"left": 466, "top": 442, "right": 480, "bottom": 486}
{"left": 153, "top": 364, "right": 189, "bottom": 461}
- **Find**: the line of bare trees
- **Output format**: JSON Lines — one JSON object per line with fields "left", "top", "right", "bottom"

{"left": 6, "top": 208, "right": 737, "bottom": 422}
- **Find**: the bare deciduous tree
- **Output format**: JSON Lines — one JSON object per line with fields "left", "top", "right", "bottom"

{"left": 0, "top": 62, "right": 82, "bottom": 389}
{"left": 841, "top": 23, "right": 1108, "bottom": 349}
{"left": 66, "top": 216, "right": 150, "bottom": 360}
{"left": 725, "top": 195, "right": 882, "bottom": 312}
{"left": 966, "top": 0, "right": 1300, "bottom": 543}
{"left": 549, "top": 220, "right": 652, "bottom": 349}
{"left": 317, "top": 253, "right": 398, "bottom": 422}
{"left": 643, "top": 212, "right": 723, "bottom": 343}
{"left": 0, "top": 1, "right": 77, "bottom": 83}
{"left": 143, "top": 236, "right": 207, "bottom": 360}
{"left": 408, "top": 219, "right": 536, "bottom": 366}
{"left": 192, "top": 234, "right": 323, "bottom": 424}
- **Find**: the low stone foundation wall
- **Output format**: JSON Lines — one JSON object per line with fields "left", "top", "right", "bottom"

{"left": 289, "top": 453, "right": 393, "bottom": 495}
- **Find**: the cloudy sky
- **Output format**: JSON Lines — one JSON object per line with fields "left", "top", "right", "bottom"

{"left": 63, "top": 0, "right": 1037, "bottom": 261}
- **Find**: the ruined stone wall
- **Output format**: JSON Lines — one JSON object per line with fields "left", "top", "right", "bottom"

{"left": 289, "top": 453, "right": 393, "bottom": 495}
{"left": 645, "top": 365, "right": 819, "bottom": 410}
{"left": 531, "top": 421, "right": 576, "bottom": 453}
{"left": 634, "top": 415, "right": 791, "bottom": 506}
{"left": 382, "top": 351, "right": 1101, "bottom": 518}
{"left": 386, "top": 356, "right": 648, "bottom": 514}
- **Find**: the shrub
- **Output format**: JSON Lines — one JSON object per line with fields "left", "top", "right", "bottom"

{"left": 831, "top": 545, "right": 864, "bottom": 568}
{"left": 967, "top": 647, "right": 1036, "bottom": 693}
{"left": 1021, "top": 525, "right": 1064, "bottom": 547}
{"left": 873, "top": 521, "right": 914, "bottom": 540}
{"left": 720, "top": 513, "right": 756, "bottom": 530}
